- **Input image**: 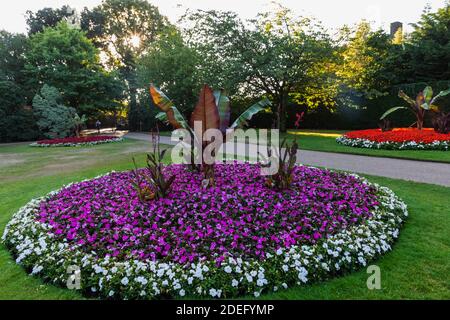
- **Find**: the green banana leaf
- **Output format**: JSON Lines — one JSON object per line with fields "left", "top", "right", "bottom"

{"left": 155, "top": 107, "right": 190, "bottom": 130}
{"left": 230, "top": 98, "right": 271, "bottom": 129}
{"left": 423, "top": 86, "right": 433, "bottom": 104}
{"left": 398, "top": 91, "right": 415, "bottom": 106}
{"left": 431, "top": 88, "right": 450, "bottom": 105}
{"left": 156, "top": 112, "right": 167, "bottom": 122}
{"left": 214, "top": 89, "right": 231, "bottom": 133}
{"left": 380, "top": 106, "right": 408, "bottom": 120}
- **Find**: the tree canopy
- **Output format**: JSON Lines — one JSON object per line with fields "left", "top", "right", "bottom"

{"left": 25, "top": 22, "right": 123, "bottom": 116}
{"left": 182, "top": 7, "right": 334, "bottom": 131}
{"left": 1, "top": 0, "right": 449, "bottom": 141}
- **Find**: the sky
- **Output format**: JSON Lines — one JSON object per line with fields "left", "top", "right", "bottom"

{"left": 0, "top": 0, "right": 447, "bottom": 34}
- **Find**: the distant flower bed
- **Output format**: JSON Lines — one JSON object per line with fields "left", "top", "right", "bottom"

{"left": 30, "top": 136, "right": 123, "bottom": 147}
{"left": 337, "top": 128, "right": 450, "bottom": 150}
{"left": 2, "top": 163, "right": 407, "bottom": 299}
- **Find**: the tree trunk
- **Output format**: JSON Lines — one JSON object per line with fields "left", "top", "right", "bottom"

{"left": 417, "top": 109, "right": 424, "bottom": 130}
{"left": 277, "top": 90, "right": 288, "bottom": 133}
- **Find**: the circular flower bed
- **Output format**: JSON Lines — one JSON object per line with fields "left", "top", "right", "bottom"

{"left": 337, "top": 128, "right": 450, "bottom": 150}
{"left": 2, "top": 163, "right": 407, "bottom": 299}
{"left": 30, "top": 136, "right": 123, "bottom": 147}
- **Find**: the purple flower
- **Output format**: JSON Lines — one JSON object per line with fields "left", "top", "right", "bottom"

{"left": 37, "top": 163, "right": 377, "bottom": 265}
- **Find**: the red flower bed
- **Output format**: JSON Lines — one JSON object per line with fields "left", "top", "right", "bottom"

{"left": 37, "top": 136, "right": 118, "bottom": 145}
{"left": 344, "top": 128, "right": 450, "bottom": 144}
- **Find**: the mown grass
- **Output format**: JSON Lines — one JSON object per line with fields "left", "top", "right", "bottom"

{"left": 0, "top": 139, "right": 448, "bottom": 299}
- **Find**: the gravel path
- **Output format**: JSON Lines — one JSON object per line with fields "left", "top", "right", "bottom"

{"left": 127, "top": 132, "right": 450, "bottom": 187}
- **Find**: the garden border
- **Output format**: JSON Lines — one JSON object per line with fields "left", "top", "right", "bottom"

{"left": 30, "top": 137, "right": 123, "bottom": 147}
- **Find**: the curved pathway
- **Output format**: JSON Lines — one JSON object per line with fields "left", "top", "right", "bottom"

{"left": 126, "top": 132, "right": 450, "bottom": 187}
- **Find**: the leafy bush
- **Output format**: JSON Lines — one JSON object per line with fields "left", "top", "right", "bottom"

{"left": 0, "top": 81, "right": 39, "bottom": 142}
{"left": 32, "top": 84, "right": 77, "bottom": 138}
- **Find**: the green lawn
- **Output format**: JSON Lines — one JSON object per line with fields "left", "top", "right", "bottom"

{"left": 0, "top": 139, "right": 448, "bottom": 299}
{"left": 161, "top": 129, "right": 450, "bottom": 163}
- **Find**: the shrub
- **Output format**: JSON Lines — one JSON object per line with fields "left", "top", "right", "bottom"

{"left": 32, "top": 84, "right": 77, "bottom": 138}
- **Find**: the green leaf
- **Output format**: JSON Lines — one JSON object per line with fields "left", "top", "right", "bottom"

{"left": 423, "top": 86, "right": 433, "bottom": 104}
{"left": 398, "top": 90, "right": 415, "bottom": 106}
{"left": 430, "top": 104, "right": 440, "bottom": 112}
{"left": 214, "top": 89, "right": 231, "bottom": 134}
{"left": 155, "top": 112, "right": 167, "bottom": 122}
{"left": 170, "top": 107, "right": 191, "bottom": 130}
{"left": 230, "top": 98, "right": 271, "bottom": 129}
{"left": 421, "top": 102, "right": 430, "bottom": 110}
{"left": 380, "top": 106, "right": 408, "bottom": 120}
{"left": 431, "top": 88, "right": 450, "bottom": 105}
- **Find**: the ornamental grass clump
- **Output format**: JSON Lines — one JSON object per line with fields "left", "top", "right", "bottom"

{"left": 431, "top": 111, "right": 450, "bottom": 134}
{"left": 131, "top": 130, "right": 175, "bottom": 201}
{"left": 378, "top": 119, "right": 394, "bottom": 132}
{"left": 264, "top": 138, "right": 299, "bottom": 190}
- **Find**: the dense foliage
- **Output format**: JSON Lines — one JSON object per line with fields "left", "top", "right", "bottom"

{"left": 32, "top": 85, "right": 77, "bottom": 139}
{"left": 25, "top": 22, "right": 123, "bottom": 116}
{"left": 0, "top": 1, "right": 449, "bottom": 141}
{"left": 0, "top": 31, "right": 38, "bottom": 142}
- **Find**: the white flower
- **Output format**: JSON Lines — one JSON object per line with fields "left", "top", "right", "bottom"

{"left": 179, "top": 289, "right": 185, "bottom": 297}
{"left": 135, "top": 276, "right": 148, "bottom": 285}
{"left": 121, "top": 277, "right": 129, "bottom": 286}
{"left": 254, "top": 291, "right": 260, "bottom": 297}
{"left": 282, "top": 265, "right": 289, "bottom": 272}
{"left": 224, "top": 266, "right": 232, "bottom": 273}
{"left": 257, "top": 279, "right": 267, "bottom": 287}
{"left": 209, "top": 288, "right": 218, "bottom": 297}
{"left": 231, "top": 279, "right": 239, "bottom": 287}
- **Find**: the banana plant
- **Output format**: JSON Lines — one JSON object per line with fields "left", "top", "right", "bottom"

{"left": 380, "top": 87, "right": 450, "bottom": 130}
{"left": 149, "top": 84, "right": 271, "bottom": 181}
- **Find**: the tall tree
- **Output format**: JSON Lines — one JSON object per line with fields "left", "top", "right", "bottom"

{"left": 183, "top": 7, "right": 333, "bottom": 132}
{"left": 25, "top": 5, "right": 75, "bottom": 35}
{"left": 0, "top": 31, "right": 39, "bottom": 142}
{"left": 25, "top": 22, "right": 123, "bottom": 116}
{"left": 376, "top": 3, "right": 450, "bottom": 88}
{"left": 81, "top": 0, "right": 170, "bottom": 130}
{"left": 137, "top": 29, "right": 200, "bottom": 114}
{"left": 408, "top": 3, "right": 450, "bottom": 82}
{"left": 335, "top": 22, "right": 392, "bottom": 99}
